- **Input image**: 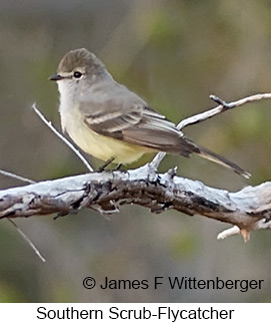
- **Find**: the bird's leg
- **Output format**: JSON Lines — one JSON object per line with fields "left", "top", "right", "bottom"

{"left": 114, "top": 163, "right": 122, "bottom": 171}
{"left": 97, "top": 157, "right": 115, "bottom": 172}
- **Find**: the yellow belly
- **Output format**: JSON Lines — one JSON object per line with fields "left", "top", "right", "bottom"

{"left": 61, "top": 110, "right": 152, "bottom": 163}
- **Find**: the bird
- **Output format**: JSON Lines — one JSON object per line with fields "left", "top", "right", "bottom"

{"left": 50, "top": 48, "right": 249, "bottom": 178}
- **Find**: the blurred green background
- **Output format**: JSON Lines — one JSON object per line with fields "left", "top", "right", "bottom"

{"left": 0, "top": 0, "right": 271, "bottom": 302}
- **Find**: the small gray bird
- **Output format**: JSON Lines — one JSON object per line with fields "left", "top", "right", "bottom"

{"left": 50, "top": 48, "right": 249, "bottom": 178}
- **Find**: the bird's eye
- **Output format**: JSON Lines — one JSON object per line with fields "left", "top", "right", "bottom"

{"left": 73, "top": 71, "right": 83, "bottom": 78}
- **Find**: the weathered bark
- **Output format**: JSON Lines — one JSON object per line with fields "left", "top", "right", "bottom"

{"left": 1, "top": 164, "right": 271, "bottom": 241}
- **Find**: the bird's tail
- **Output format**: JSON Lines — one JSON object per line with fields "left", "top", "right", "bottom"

{"left": 194, "top": 144, "right": 250, "bottom": 179}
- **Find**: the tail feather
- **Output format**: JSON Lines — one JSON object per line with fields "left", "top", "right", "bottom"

{"left": 178, "top": 136, "right": 250, "bottom": 179}
{"left": 195, "top": 145, "right": 250, "bottom": 179}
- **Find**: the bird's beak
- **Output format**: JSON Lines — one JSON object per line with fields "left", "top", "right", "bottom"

{"left": 49, "top": 74, "right": 64, "bottom": 81}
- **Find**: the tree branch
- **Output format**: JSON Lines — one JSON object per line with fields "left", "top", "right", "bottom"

{"left": 2, "top": 92, "right": 271, "bottom": 242}
{"left": 0, "top": 164, "right": 271, "bottom": 242}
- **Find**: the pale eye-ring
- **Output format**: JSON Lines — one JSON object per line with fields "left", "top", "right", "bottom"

{"left": 73, "top": 71, "right": 83, "bottom": 79}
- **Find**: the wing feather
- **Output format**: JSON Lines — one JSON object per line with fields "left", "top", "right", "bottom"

{"left": 78, "top": 81, "right": 191, "bottom": 154}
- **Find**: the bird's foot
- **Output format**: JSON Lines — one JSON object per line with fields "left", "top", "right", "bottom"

{"left": 97, "top": 157, "right": 115, "bottom": 172}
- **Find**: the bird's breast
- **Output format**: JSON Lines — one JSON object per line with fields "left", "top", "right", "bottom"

{"left": 59, "top": 105, "right": 150, "bottom": 164}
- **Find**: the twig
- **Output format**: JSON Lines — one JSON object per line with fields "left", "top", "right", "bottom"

{"left": 149, "top": 151, "right": 166, "bottom": 170}
{"left": 32, "top": 103, "right": 94, "bottom": 172}
{"left": 150, "top": 92, "right": 271, "bottom": 169}
{"left": 179, "top": 92, "right": 271, "bottom": 130}
{"left": 217, "top": 226, "right": 240, "bottom": 240}
{"left": 0, "top": 169, "right": 44, "bottom": 261}
{"left": 0, "top": 169, "right": 35, "bottom": 184}
{"left": 7, "top": 218, "right": 46, "bottom": 262}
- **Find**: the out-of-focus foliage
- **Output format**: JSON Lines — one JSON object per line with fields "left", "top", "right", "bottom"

{"left": 0, "top": 0, "right": 271, "bottom": 302}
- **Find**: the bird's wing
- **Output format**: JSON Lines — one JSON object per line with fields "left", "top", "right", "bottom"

{"left": 79, "top": 93, "right": 191, "bottom": 154}
{"left": 81, "top": 101, "right": 143, "bottom": 140}
{"left": 121, "top": 107, "right": 186, "bottom": 150}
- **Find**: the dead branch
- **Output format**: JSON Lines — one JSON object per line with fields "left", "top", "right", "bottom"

{"left": 0, "top": 164, "right": 271, "bottom": 242}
